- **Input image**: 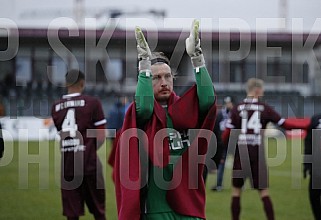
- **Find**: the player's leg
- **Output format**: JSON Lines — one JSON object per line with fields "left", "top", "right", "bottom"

{"left": 254, "top": 170, "right": 274, "bottom": 220}
{"left": 211, "top": 151, "right": 226, "bottom": 191}
{"left": 231, "top": 186, "right": 242, "bottom": 220}
{"left": 252, "top": 158, "right": 274, "bottom": 220}
{"left": 309, "top": 177, "right": 321, "bottom": 220}
{"left": 231, "top": 153, "right": 244, "bottom": 220}
{"left": 83, "top": 174, "right": 106, "bottom": 220}
{"left": 61, "top": 177, "right": 85, "bottom": 220}
{"left": 216, "top": 158, "right": 226, "bottom": 190}
{"left": 258, "top": 189, "right": 274, "bottom": 220}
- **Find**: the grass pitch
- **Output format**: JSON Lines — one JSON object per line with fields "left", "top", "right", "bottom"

{"left": 0, "top": 138, "right": 313, "bottom": 219}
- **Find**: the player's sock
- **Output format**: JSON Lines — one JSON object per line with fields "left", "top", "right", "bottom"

{"left": 231, "top": 196, "right": 241, "bottom": 220}
{"left": 67, "top": 217, "right": 79, "bottom": 220}
{"left": 262, "top": 196, "right": 274, "bottom": 220}
{"left": 94, "top": 214, "right": 106, "bottom": 220}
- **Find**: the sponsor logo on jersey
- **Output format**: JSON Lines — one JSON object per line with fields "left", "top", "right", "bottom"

{"left": 61, "top": 138, "right": 86, "bottom": 152}
{"left": 168, "top": 130, "right": 190, "bottom": 151}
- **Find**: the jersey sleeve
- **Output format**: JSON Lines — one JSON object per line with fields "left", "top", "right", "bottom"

{"left": 265, "top": 104, "right": 284, "bottom": 126}
{"left": 135, "top": 71, "right": 154, "bottom": 123}
{"left": 194, "top": 66, "right": 215, "bottom": 116}
{"left": 51, "top": 102, "right": 61, "bottom": 131}
{"left": 93, "top": 99, "right": 107, "bottom": 127}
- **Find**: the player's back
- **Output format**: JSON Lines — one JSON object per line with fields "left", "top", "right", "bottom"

{"left": 228, "top": 98, "right": 282, "bottom": 147}
{"left": 52, "top": 94, "right": 99, "bottom": 136}
{"left": 51, "top": 93, "right": 106, "bottom": 175}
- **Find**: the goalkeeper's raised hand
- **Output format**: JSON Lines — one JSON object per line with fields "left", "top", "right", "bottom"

{"left": 185, "top": 19, "right": 205, "bottom": 68}
{"left": 135, "top": 27, "right": 152, "bottom": 73}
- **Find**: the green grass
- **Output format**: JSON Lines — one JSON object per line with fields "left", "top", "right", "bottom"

{"left": 0, "top": 138, "right": 313, "bottom": 219}
{"left": 205, "top": 137, "right": 312, "bottom": 219}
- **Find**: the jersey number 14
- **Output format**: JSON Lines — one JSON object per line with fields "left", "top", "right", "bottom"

{"left": 240, "top": 110, "right": 262, "bottom": 134}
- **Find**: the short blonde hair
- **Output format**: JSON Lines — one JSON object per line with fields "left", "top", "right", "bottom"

{"left": 246, "top": 78, "right": 264, "bottom": 93}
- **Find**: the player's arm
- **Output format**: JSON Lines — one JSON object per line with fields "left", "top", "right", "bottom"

{"left": 135, "top": 68, "right": 154, "bottom": 122}
{"left": 51, "top": 103, "right": 60, "bottom": 131}
{"left": 134, "top": 27, "right": 154, "bottom": 123}
{"left": 93, "top": 100, "right": 107, "bottom": 149}
{"left": 280, "top": 119, "right": 310, "bottom": 130}
{"left": 96, "top": 124, "right": 106, "bottom": 148}
{"left": 266, "top": 105, "right": 308, "bottom": 130}
{"left": 195, "top": 67, "right": 215, "bottom": 115}
{"left": 186, "top": 20, "right": 215, "bottom": 115}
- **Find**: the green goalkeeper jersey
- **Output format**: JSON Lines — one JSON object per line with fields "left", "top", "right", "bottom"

{"left": 135, "top": 66, "right": 214, "bottom": 216}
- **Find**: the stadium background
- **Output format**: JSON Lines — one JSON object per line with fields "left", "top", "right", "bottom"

{"left": 1, "top": 28, "right": 321, "bottom": 119}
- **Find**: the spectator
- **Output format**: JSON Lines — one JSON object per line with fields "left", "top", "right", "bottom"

{"left": 107, "top": 96, "right": 129, "bottom": 131}
{"left": 107, "top": 95, "right": 129, "bottom": 168}
{"left": 211, "top": 96, "right": 234, "bottom": 191}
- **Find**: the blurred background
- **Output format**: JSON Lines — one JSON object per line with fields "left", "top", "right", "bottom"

{"left": 0, "top": 0, "right": 321, "bottom": 119}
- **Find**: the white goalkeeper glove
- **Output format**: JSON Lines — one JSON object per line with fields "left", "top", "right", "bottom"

{"left": 135, "top": 27, "right": 152, "bottom": 73}
{"left": 185, "top": 19, "right": 205, "bottom": 68}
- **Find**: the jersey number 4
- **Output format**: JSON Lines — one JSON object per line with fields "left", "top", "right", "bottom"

{"left": 240, "top": 110, "right": 262, "bottom": 134}
{"left": 62, "top": 108, "right": 78, "bottom": 137}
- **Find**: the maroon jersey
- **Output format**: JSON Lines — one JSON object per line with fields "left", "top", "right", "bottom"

{"left": 226, "top": 98, "right": 284, "bottom": 148}
{"left": 51, "top": 93, "right": 106, "bottom": 176}
{"left": 227, "top": 98, "right": 285, "bottom": 189}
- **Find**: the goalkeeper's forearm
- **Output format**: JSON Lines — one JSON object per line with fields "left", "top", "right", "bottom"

{"left": 135, "top": 60, "right": 154, "bottom": 122}
{"left": 194, "top": 58, "right": 215, "bottom": 113}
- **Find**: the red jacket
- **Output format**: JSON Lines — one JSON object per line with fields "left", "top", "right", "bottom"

{"left": 114, "top": 85, "right": 217, "bottom": 219}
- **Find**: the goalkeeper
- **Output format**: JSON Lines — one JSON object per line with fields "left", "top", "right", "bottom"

{"left": 114, "top": 20, "right": 217, "bottom": 220}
